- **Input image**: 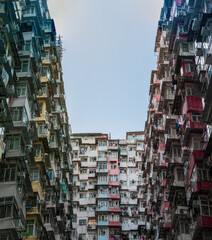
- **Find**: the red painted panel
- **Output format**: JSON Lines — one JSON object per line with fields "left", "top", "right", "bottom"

{"left": 109, "top": 181, "right": 119, "bottom": 186}
{"left": 161, "top": 180, "right": 166, "bottom": 187}
{"left": 159, "top": 143, "right": 165, "bottom": 151}
{"left": 176, "top": 0, "right": 182, "bottom": 6}
{"left": 197, "top": 216, "right": 212, "bottom": 227}
{"left": 164, "top": 222, "right": 172, "bottom": 228}
{"left": 183, "top": 96, "right": 203, "bottom": 114}
{"left": 108, "top": 194, "right": 119, "bottom": 199}
{"left": 186, "top": 150, "right": 204, "bottom": 180}
{"left": 108, "top": 208, "right": 120, "bottom": 212}
{"left": 160, "top": 201, "right": 170, "bottom": 218}
{"left": 109, "top": 221, "right": 120, "bottom": 226}
{"left": 193, "top": 181, "right": 212, "bottom": 192}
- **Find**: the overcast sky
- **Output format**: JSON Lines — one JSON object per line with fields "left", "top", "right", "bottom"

{"left": 48, "top": 0, "right": 163, "bottom": 139}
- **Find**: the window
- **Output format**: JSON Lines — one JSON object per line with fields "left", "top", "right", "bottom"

{"left": 0, "top": 165, "right": 16, "bottom": 182}
{"left": 89, "top": 193, "right": 96, "bottom": 199}
{"left": 30, "top": 169, "right": 40, "bottom": 181}
{"left": 109, "top": 151, "right": 118, "bottom": 158}
{"left": 129, "top": 168, "right": 136, "bottom": 174}
{"left": 24, "top": 7, "right": 35, "bottom": 14}
{"left": 50, "top": 134, "right": 55, "bottom": 143}
{"left": 193, "top": 137, "right": 203, "bottom": 150}
{"left": 25, "top": 40, "right": 31, "bottom": 51}
{"left": 109, "top": 214, "right": 119, "bottom": 221}
{"left": 177, "top": 168, "right": 184, "bottom": 181}
{"left": 80, "top": 194, "right": 86, "bottom": 199}
{"left": 99, "top": 188, "right": 108, "bottom": 195}
{"left": 22, "top": 60, "right": 29, "bottom": 72}
{"left": 72, "top": 214, "right": 77, "bottom": 222}
{"left": 98, "top": 201, "right": 108, "bottom": 208}
{"left": 89, "top": 206, "right": 95, "bottom": 212}
{"left": 80, "top": 169, "right": 87, "bottom": 174}
{"left": 90, "top": 157, "right": 96, "bottom": 162}
{"left": 0, "top": 234, "right": 9, "bottom": 240}
{"left": 98, "top": 228, "right": 107, "bottom": 236}
{"left": 178, "top": 24, "right": 185, "bottom": 33}
{"left": 192, "top": 112, "right": 202, "bottom": 122}
{"left": 98, "top": 215, "right": 108, "bottom": 222}
{"left": 185, "top": 87, "right": 192, "bottom": 96}
{"left": 98, "top": 152, "right": 106, "bottom": 158}
{"left": 42, "top": 86, "right": 47, "bottom": 95}
{"left": 79, "top": 207, "right": 86, "bottom": 212}
{"left": 109, "top": 200, "right": 119, "bottom": 208}
{"left": 34, "top": 145, "right": 42, "bottom": 157}
{"left": 0, "top": 3, "right": 5, "bottom": 11}
{"left": 98, "top": 140, "right": 107, "bottom": 147}
{"left": 16, "top": 85, "right": 27, "bottom": 96}
{"left": 6, "top": 135, "right": 21, "bottom": 150}
{"left": 185, "top": 62, "right": 195, "bottom": 73}
{"left": 10, "top": 107, "right": 24, "bottom": 121}
{"left": 137, "top": 141, "right": 144, "bottom": 148}
{"left": 79, "top": 219, "right": 86, "bottom": 226}
{"left": 90, "top": 146, "right": 96, "bottom": 151}
{"left": 197, "top": 165, "right": 212, "bottom": 181}
{"left": 173, "top": 147, "right": 181, "bottom": 157}
{"left": 79, "top": 234, "right": 86, "bottom": 240}
{"left": 110, "top": 162, "right": 116, "bottom": 169}
{"left": 109, "top": 175, "right": 118, "bottom": 182}
{"left": 98, "top": 163, "right": 107, "bottom": 170}
{"left": 109, "top": 187, "right": 119, "bottom": 195}
{"left": 89, "top": 169, "right": 96, "bottom": 174}
{"left": 44, "top": 36, "right": 50, "bottom": 45}
{"left": 182, "top": 43, "right": 189, "bottom": 52}
{"left": 38, "top": 103, "right": 43, "bottom": 115}
{"left": 98, "top": 175, "right": 107, "bottom": 182}
{"left": 26, "top": 220, "right": 36, "bottom": 236}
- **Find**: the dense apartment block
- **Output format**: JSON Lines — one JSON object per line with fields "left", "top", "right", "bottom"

{"left": 143, "top": 0, "right": 212, "bottom": 239}
{"left": 70, "top": 132, "right": 145, "bottom": 240}
{"left": 0, "top": 0, "right": 72, "bottom": 240}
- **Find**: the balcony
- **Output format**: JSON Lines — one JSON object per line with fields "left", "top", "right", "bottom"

{"left": 87, "top": 224, "right": 96, "bottom": 230}
{"left": 108, "top": 194, "right": 120, "bottom": 199}
{"left": 0, "top": 182, "right": 26, "bottom": 218}
{"left": 98, "top": 194, "right": 108, "bottom": 199}
{"left": 108, "top": 141, "right": 119, "bottom": 150}
{"left": 98, "top": 236, "right": 109, "bottom": 240}
{"left": 0, "top": 98, "right": 13, "bottom": 128}
{"left": 120, "top": 150, "right": 127, "bottom": 156}
{"left": 183, "top": 96, "right": 203, "bottom": 114}
{"left": 98, "top": 156, "right": 107, "bottom": 161}
{"left": 97, "top": 221, "right": 109, "bottom": 226}
{"left": 108, "top": 207, "right": 120, "bottom": 213}
{"left": 98, "top": 146, "right": 107, "bottom": 151}
{"left": 109, "top": 181, "right": 119, "bottom": 186}
{"left": 192, "top": 181, "right": 212, "bottom": 193}
{"left": 97, "top": 207, "right": 108, "bottom": 212}
{"left": 6, "top": 146, "right": 26, "bottom": 159}
{"left": 97, "top": 181, "right": 108, "bottom": 186}
{"left": 97, "top": 169, "right": 108, "bottom": 173}
{"left": 109, "top": 221, "right": 120, "bottom": 227}
{"left": 164, "top": 133, "right": 181, "bottom": 153}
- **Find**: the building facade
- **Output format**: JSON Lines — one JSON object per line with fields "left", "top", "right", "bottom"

{"left": 71, "top": 132, "right": 145, "bottom": 240}
{"left": 143, "top": 0, "right": 212, "bottom": 239}
{"left": 0, "top": 0, "right": 72, "bottom": 240}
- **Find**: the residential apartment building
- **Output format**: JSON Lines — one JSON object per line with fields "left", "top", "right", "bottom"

{"left": 71, "top": 132, "right": 145, "bottom": 240}
{"left": 0, "top": 0, "right": 72, "bottom": 240}
{"left": 143, "top": 0, "right": 212, "bottom": 239}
